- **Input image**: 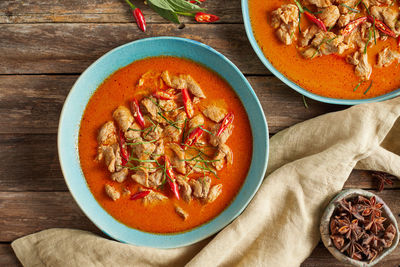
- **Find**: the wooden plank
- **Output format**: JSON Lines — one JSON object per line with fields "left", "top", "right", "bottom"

{"left": 0, "top": 0, "right": 242, "bottom": 24}
{"left": 0, "top": 75, "right": 341, "bottom": 134}
{"left": 302, "top": 242, "right": 400, "bottom": 267}
{"left": 0, "top": 244, "right": 21, "bottom": 267}
{"left": 0, "top": 24, "right": 268, "bottom": 75}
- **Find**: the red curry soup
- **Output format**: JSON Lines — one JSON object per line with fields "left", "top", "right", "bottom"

{"left": 249, "top": 0, "right": 400, "bottom": 99}
{"left": 79, "top": 56, "right": 253, "bottom": 233}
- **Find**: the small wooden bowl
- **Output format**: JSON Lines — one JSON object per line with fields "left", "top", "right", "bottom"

{"left": 320, "top": 189, "right": 399, "bottom": 267}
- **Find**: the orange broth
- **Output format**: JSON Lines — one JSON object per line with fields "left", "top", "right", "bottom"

{"left": 249, "top": 0, "right": 400, "bottom": 99}
{"left": 78, "top": 56, "right": 253, "bottom": 233}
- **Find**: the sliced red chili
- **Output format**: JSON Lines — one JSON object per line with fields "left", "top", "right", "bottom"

{"left": 398, "top": 36, "right": 400, "bottom": 47}
{"left": 118, "top": 130, "right": 129, "bottom": 165}
{"left": 195, "top": 12, "right": 220, "bottom": 23}
{"left": 367, "top": 16, "right": 396, "bottom": 38}
{"left": 341, "top": 17, "right": 367, "bottom": 36}
{"left": 130, "top": 98, "right": 146, "bottom": 128}
{"left": 304, "top": 11, "right": 327, "bottom": 32}
{"left": 130, "top": 190, "right": 150, "bottom": 200}
{"left": 182, "top": 127, "right": 204, "bottom": 149}
{"left": 125, "top": 0, "right": 146, "bottom": 32}
{"left": 182, "top": 88, "right": 194, "bottom": 119}
{"left": 153, "top": 90, "right": 177, "bottom": 100}
{"left": 217, "top": 112, "right": 234, "bottom": 136}
{"left": 164, "top": 156, "right": 180, "bottom": 200}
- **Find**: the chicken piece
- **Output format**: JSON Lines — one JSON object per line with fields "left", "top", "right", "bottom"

{"left": 161, "top": 70, "right": 173, "bottom": 87}
{"left": 111, "top": 168, "right": 129, "bottom": 183}
{"left": 141, "top": 97, "right": 160, "bottom": 121}
{"left": 164, "top": 112, "right": 187, "bottom": 142}
{"left": 202, "top": 105, "right": 227, "bottom": 123}
{"left": 206, "top": 184, "right": 223, "bottom": 203}
{"left": 371, "top": 6, "right": 398, "bottom": 30}
{"left": 176, "top": 176, "right": 192, "bottom": 203}
{"left": 271, "top": 4, "right": 299, "bottom": 45}
{"left": 113, "top": 106, "right": 134, "bottom": 132}
{"left": 318, "top": 6, "right": 340, "bottom": 29}
{"left": 152, "top": 139, "right": 164, "bottom": 160}
{"left": 148, "top": 169, "right": 164, "bottom": 188}
{"left": 377, "top": 48, "right": 400, "bottom": 67}
{"left": 300, "top": 25, "right": 320, "bottom": 47}
{"left": 311, "top": 32, "right": 347, "bottom": 55}
{"left": 301, "top": 47, "right": 319, "bottom": 59}
{"left": 168, "top": 143, "right": 186, "bottom": 174}
{"left": 141, "top": 189, "right": 168, "bottom": 205}
{"left": 158, "top": 99, "right": 177, "bottom": 113}
{"left": 171, "top": 76, "right": 187, "bottom": 89}
{"left": 125, "top": 122, "right": 141, "bottom": 140}
{"left": 337, "top": 13, "right": 356, "bottom": 28}
{"left": 179, "top": 74, "right": 206, "bottom": 99}
{"left": 347, "top": 51, "right": 372, "bottom": 80}
{"left": 209, "top": 123, "right": 233, "bottom": 147}
{"left": 97, "top": 121, "right": 117, "bottom": 146}
{"left": 363, "top": 0, "right": 392, "bottom": 8}
{"left": 213, "top": 144, "right": 233, "bottom": 171}
{"left": 193, "top": 97, "right": 201, "bottom": 104}
{"left": 143, "top": 124, "right": 163, "bottom": 141}
{"left": 190, "top": 176, "right": 211, "bottom": 199}
{"left": 103, "top": 144, "right": 122, "bottom": 173}
{"left": 175, "top": 206, "right": 189, "bottom": 220}
{"left": 105, "top": 184, "right": 120, "bottom": 201}
{"left": 130, "top": 137, "right": 156, "bottom": 160}
{"left": 131, "top": 169, "right": 149, "bottom": 187}
{"left": 187, "top": 114, "right": 204, "bottom": 131}
{"left": 337, "top": 0, "right": 358, "bottom": 14}
{"left": 303, "top": 0, "right": 333, "bottom": 8}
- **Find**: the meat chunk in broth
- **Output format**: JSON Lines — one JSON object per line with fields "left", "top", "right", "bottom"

{"left": 347, "top": 51, "right": 372, "bottom": 81}
{"left": 300, "top": 25, "right": 320, "bottom": 47}
{"left": 113, "top": 106, "right": 134, "bottom": 132}
{"left": 190, "top": 176, "right": 211, "bottom": 199}
{"left": 179, "top": 74, "right": 206, "bottom": 99}
{"left": 148, "top": 169, "right": 164, "bottom": 188}
{"left": 303, "top": 0, "right": 333, "bottom": 8}
{"left": 131, "top": 137, "right": 156, "bottom": 160}
{"left": 131, "top": 169, "right": 149, "bottom": 187}
{"left": 176, "top": 176, "right": 192, "bottom": 203}
{"left": 105, "top": 184, "right": 120, "bottom": 201}
{"left": 206, "top": 184, "right": 223, "bottom": 203}
{"left": 164, "top": 111, "right": 187, "bottom": 142}
{"left": 103, "top": 144, "right": 122, "bottom": 173}
{"left": 111, "top": 168, "right": 129, "bottom": 183}
{"left": 161, "top": 70, "right": 173, "bottom": 87}
{"left": 152, "top": 139, "right": 164, "bottom": 160}
{"left": 168, "top": 143, "right": 186, "bottom": 174}
{"left": 141, "top": 97, "right": 160, "bottom": 122}
{"left": 188, "top": 114, "right": 205, "bottom": 130}
{"left": 97, "top": 121, "right": 117, "bottom": 146}
{"left": 317, "top": 6, "right": 340, "bottom": 29}
{"left": 202, "top": 105, "right": 227, "bottom": 123}
{"left": 213, "top": 144, "right": 233, "bottom": 171}
{"left": 175, "top": 206, "right": 189, "bottom": 220}
{"left": 141, "top": 189, "right": 168, "bottom": 205}
{"left": 125, "top": 122, "right": 141, "bottom": 140}
{"left": 143, "top": 124, "right": 163, "bottom": 141}
{"left": 271, "top": 4, "right": 299, "bottom": 45}
{"left": 158, "top": 99, "right": 177, "bottom": 113}
{"left": 209, "top": 123, "right": 233, "bottom": 147}
{"left": 377, "top": 48, "right": 400, "bottom": 67}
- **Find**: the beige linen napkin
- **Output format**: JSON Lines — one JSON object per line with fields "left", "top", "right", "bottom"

{"left": 12, "top": 97, "right": 400, "bottom": 267}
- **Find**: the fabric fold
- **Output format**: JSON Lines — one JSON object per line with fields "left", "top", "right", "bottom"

{"left": 12, "top": 97, "right": 400, "bottom": 267}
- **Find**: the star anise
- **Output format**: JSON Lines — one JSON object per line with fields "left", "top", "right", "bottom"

{"left": 341, "top": 239, "right": 364, "bottom": 260}
{"left": 338, "top": 218, "right": 364, "bottom": 240}
{"left": 362, "top": 233, "right": 387, "bottom": 250}
{"left": 363, "top": 247, "right": 379, "bottom": 262}
{"left": 331, "top": 234, "right": 345, "bottom": 250}
{"left": 337, "top": 198, "right": 364, "bottom": 221}
{"left": 358, "top": 196, "right": 384, "bottom": 218}
{"left": 383, "top": 223, "right": 396, "bottom": 248}
{"left": 365, "top": 216, "right": 386, "bottom": 235}
{"left": 370, "top": 171, "right": 396, "bottom": 192}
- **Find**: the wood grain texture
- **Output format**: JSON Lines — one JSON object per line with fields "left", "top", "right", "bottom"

{"left": 0, "top": 0, "right": 242, "bottom": 24}
{"left": 0, "top": 24, "right": 269, "bottom": 75}
{"left": 0, "top": 244, "right": 21, "bottom": 267}
{"left": 0, "top": 75, "right": 341, "bottom": 134}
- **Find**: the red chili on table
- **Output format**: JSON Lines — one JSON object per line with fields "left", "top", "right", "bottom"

{"left": 130, "top": 98, "right": 146, "bottom": 128}
{"left": 182, "top": 127, "right": 204, "bottom": 149}
{"left": 130, "top": 190, "right": 150, "bottom": 200}
{"left": 189, "top": 0, "right": 205, "bottom": 3}
{"left": 367, "top": 16, "right": 396, "bottom": 38}
{"left": 182, "top": 88, "right": 194, "bottom": 118}
{"left": 118, "top": 130, "right": 129, "bottom": 165}
{"left": 217, "top": 112, "right": 234, "bottom": 136}
{"left": 341, "top": 17, "right": 367, "bottom": 36}
{"left": 124, "top": 0, "right": 146, "bottom": 32}
{"left": 164, "top": 156, "right": 180, "bottom": 200}
{"left": 195, "top": 12, "right": 220, "bottom": 23}
{"left": 303, "top": 11, "right": 327, "bottom": 32}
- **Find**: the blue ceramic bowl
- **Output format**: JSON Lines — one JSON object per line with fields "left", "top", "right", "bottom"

{"left": 241, "top": 0, "right": 400, "bottom": 105}
{"left": 58, "top": 37, "right": 268, "bottom": 248}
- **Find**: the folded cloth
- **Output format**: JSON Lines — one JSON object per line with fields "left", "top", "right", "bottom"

{"left": 12, "top": 97, "right": 400, "bottom": 267}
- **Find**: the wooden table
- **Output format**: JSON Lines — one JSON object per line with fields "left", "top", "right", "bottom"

{"left": 0, "top": 0, "right": 399, "bottom": 266}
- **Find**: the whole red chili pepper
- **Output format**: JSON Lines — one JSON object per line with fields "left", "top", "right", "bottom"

{"left": 303, "top": 11, "right": 327, "bottom": 32}
{"left": 398, "top": 36, "right": 400, "bottom": 47}
{"left": 130, "top": 98, "right": 146, "bottom": 128}
{"left": 164, "top": 156, "right": 180, "bottom": 200}
{"left": 125, "top": 0, "right": 146, "bottom": 32}
{"left": 341, "top": 17, "right": 367, "bottom": 36}
{"left": 118, "top": 130, "right": 129, "bottom": 165}
{"left": 195, "top": 12, "right": 220, "bottom": 23}
{"left": 367, "top": 16, "right": 396, "bottom": 38}
{"left": 130, "top": 190, "right": 150, "bottom": 200}
{"left": 153, "top": 90, "right": 177, "bottom": 100}
{"left": 182, "top": 88, "right": 194, "bottom": 118}
{"left": 182, "top": 127, "right": 204, "bottom": 149}
{"left": 217, "top": 112, "right": 234, "bottom": 136}
{"left": 189, "top": 0, "right": 205, "bottom": 3}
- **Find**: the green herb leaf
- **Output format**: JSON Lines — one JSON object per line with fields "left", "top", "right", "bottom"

{"left": 340, "top": 3, "right": 360, "bottom": 13}
{"left": 353, "top": 80, "right": 363, "bottom": 92}
{"left": 165, "top": 0, "right": 204, "bottom": 13}
{"left": 294, "top": 0, "right": 304, "bottom": 13}
{"left": 364, "top": 80, "right": 373, "bottom": 95}
{"left": 147, "top": 0, "right": 180, "bottom": 24}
